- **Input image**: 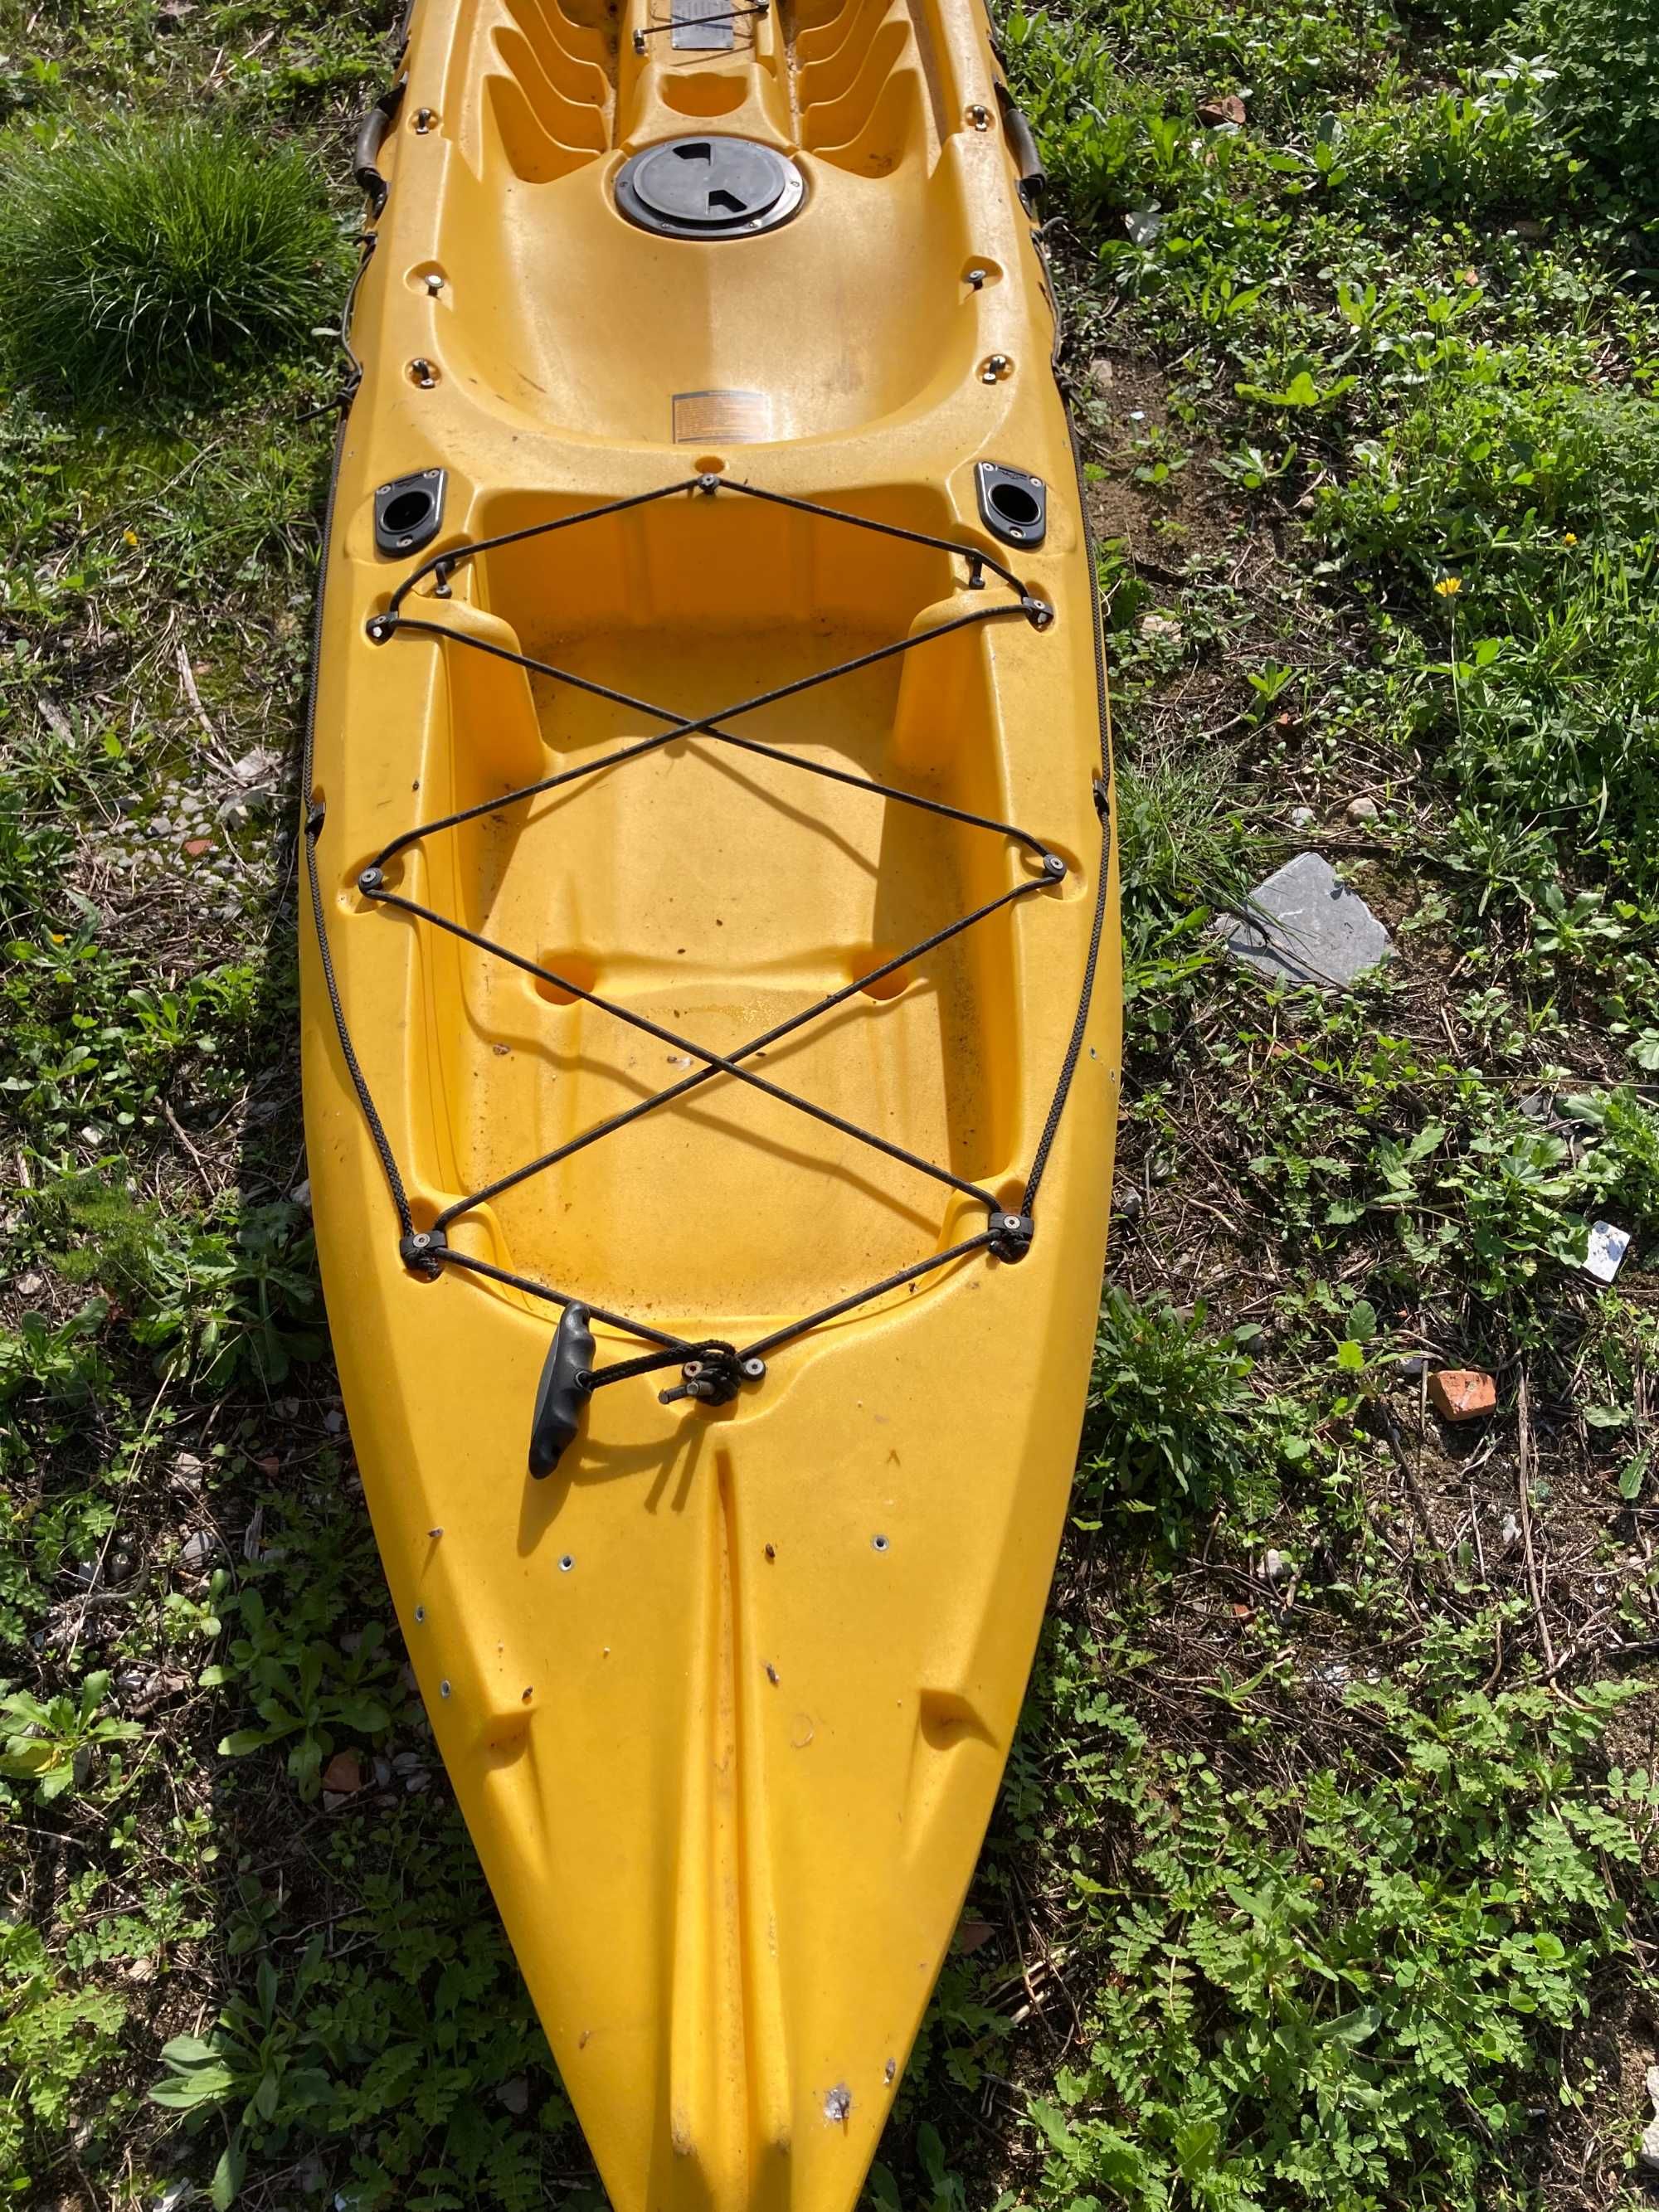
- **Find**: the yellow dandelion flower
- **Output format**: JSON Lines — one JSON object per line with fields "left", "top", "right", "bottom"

{"left": 1433, "top": 576, "right": 1462, "bottom": 597}
{"left": 1562, "top": 532, "right": 1577, "bottom": 545}
{"left": 123, "top": 529, "right": 138, "bottom": 547}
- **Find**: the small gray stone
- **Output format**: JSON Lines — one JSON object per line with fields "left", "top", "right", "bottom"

{"left": 1641, "top": 2064, "right": 1659, "bottom": 2172}
{"left": 232, "top": 746, "right": 283, "bottom": 787}
{"left": 1289, "top": 805, "right": 1316, "bottom": 829}
{"left": 1346, "top": 795, "right": 1379, "bottom": 824}
{"left": 178, "top": 1529, "right": 220, "bottom": 1573}
{"left": 1216, "top": 852, "right": 1394, "bottom": 989}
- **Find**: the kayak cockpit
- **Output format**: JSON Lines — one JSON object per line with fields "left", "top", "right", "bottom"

{"left": 362, "top": 478, "right": 1060, "bottom": 1336}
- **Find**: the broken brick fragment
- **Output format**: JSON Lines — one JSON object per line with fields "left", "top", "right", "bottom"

{"left": 321, "top": 1750, "right": 363, "bottom": 1795}
{"left": 1428, "top": 1369, "right": 1496, "bottom": 1422}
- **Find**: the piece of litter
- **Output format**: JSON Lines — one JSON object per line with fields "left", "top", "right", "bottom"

{"left": 1429, "top": 1369, "right": 1496, "bottom": 1422}
{"left": 1584, "top": 1220, "right": 1631, "bottom": 1286}
{"left": 178, "top": 1529, "right": 219, "bottom": 1573}
{"left": 1215, "top": 852, "right": 1393, "bottom": 989}
{"left": 1642, "top": 2064, "right": 1659, "bottom": 2172}
{"left": 824, "top": 2084, "right": 852, "bottom": 2122}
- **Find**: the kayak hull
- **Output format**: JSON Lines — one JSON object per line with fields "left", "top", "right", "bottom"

{"left": 302, "top": 2, "right": 1119, "bottom": 2205}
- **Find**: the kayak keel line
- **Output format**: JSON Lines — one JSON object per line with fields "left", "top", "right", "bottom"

{"left": 301, "top": 0, "right": 1121, "bottom": 2202}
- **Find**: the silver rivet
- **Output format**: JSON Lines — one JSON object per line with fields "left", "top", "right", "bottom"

{"left": 872, "top": 1534, "right": 890, "bottom": 1553}
{"left": 559, "top": 1554, "right": 575, "bottom": 1573}
{"left": 440, "top": 1680, "right": 451, "bottom": 1698}
{"left": 414, "top": 1605, "right": 426, "bottom": 1623}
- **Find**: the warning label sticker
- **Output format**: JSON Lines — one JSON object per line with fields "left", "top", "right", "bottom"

{"left": 672, "top": 389, "right": 774, "bottom": 444}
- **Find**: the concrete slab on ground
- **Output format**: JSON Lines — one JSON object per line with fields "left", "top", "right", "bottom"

{"left": 1217, "top": 851, "right": 1394, "bottom": 988}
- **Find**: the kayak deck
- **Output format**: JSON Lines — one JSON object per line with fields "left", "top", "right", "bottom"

{"left": 433, "top": 0, "right": 997, "bottom": 440}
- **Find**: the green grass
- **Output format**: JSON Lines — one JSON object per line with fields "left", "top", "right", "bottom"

{"left": 0, "top": 115, "right": 348, "bottom": 401}
{"left": 2, "top": 0, "right": 1659, "bottom": 2205}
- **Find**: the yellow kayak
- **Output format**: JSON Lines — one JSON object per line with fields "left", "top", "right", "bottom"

{"left": 301, "top": 0, "right": 1119, "bottom": 2203}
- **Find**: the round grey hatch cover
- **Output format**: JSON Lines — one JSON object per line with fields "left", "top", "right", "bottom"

{"left": 615, "top": 137, "right": 805, "bottom": 238}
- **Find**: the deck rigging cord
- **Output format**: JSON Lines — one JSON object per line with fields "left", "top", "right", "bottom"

{"left": 304, "top": 472, "right": 1111, "bottom": 1462}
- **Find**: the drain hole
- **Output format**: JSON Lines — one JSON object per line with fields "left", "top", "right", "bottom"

{"left": 988, "top": 481, "right": 1040, "bottom": 528}
{"left": 382, "top": 488, "right": 435, "bottom": 534}
{"left": 374, "top": 468, "right": 447, "bottom": 558}
{"left": 974, "top": 462, "right": 1048, "bottom": 549}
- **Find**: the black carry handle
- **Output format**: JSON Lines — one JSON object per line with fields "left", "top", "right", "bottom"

{"left": 528, "top": 1303, "right": 596, "bottom": 1478}
{"left": 353, "top": 77, "right": 406, "bottom": 218}
{"left": 995, "top": 80, "right": 1046, "bottom": 211}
